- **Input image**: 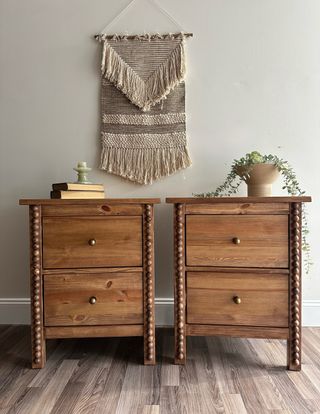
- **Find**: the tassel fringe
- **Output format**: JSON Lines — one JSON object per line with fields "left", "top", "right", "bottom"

{"left": 102, "top": 43, "right": 148, "bottom": 110}
{"left": 100, "top": 145, "right": 192, "bottom": 185}
{"left": 101, "top": 41, "right": 186, "bottom": 111}
{"left": 146, "top": 42, "right": 185, "bottom": 110}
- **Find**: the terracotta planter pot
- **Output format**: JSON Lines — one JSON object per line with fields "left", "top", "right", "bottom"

{"left": 235, "top": 164, "right": 280, "bottom": 197}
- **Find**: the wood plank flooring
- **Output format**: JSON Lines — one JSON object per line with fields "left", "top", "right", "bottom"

{"left": 0, "top": 326, "right": 320, "bottom": 413}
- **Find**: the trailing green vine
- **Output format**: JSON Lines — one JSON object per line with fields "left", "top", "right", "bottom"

{"left": 194, "top": 151, "right": 312, "bottom": 274}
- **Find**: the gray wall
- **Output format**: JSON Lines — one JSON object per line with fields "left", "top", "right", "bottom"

{"left": 0, "top": 0, "right": 319, "bottom": 319}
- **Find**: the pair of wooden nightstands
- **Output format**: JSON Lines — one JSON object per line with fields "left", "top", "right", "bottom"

{"left": 20, "top": 196, "right": 311, "bottom": 370}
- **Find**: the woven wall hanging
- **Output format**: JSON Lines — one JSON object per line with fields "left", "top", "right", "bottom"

{"left": 95, "top": 32, "right": 192, "bottom": 184}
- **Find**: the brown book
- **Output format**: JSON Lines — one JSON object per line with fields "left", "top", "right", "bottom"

{"left": 50, "top": 190, "right": 105, "bottom": 199}
{"left": 52, "top": 182, "right": 104, "bottom": 192}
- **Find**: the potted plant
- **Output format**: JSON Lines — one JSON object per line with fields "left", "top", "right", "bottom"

{"left": 195, "top": 151, "right": 312, "bottom": 273}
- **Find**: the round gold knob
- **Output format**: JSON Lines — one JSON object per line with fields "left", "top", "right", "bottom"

{"left": 89, "top": 296, "right": 97, "bottom": 305}
{"left": 232, "top": 237, "right": 241, "bottom": 245}
{"left": 88, "top": 239, "right": 96, "bottom": 246}
{"left": 233, "top": 296, "right": 241, "bottom": 304}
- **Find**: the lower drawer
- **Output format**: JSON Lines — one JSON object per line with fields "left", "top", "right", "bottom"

{"left": 187, "top": 272, "right": 288, "bottom": 327}
{"left": 44, "top": 272, "right": 143, "bottom": 326}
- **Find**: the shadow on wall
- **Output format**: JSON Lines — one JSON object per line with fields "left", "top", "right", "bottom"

{"left": 2, "top": 203, "right": 30, "bottom": 296}
{"left": 154, "top": 203, "right": 174, "bottom": 299}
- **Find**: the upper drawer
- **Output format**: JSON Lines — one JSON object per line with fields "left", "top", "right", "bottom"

{"left": 186, "top": 215, "right": 288, "bottom": 268}
{"left": 43, "top": 217, "right": 142, "bottom": 269}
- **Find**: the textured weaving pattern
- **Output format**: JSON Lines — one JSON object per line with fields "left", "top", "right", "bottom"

{"left": 103, "top": 113, "right": 186, "bottom": 125}
{"left": 97, "top": 33, "right": 192, "bottom": 184}
{"left": 102, "top": 132, "right": 187, "bottom": 148}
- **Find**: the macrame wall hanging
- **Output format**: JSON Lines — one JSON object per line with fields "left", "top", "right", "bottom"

{"left": 95, "top": 2, "right": 193, "bottom": 184}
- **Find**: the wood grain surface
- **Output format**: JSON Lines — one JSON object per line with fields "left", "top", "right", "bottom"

{"left": 142, "top": 204, "right": 156, "bottom": 365}
{"left": 169, "top": 199, "right": 310, "bottom": 370}
{"left": 186, "top": 214, "right": 289, "bottom": 268}
{"left": 42, "top": 216, "right": 142, "bottom": 268}
{"left": 186, "top": 324, "right": 289, "bottom": 339}
{"left": 174, "top": 203, "right": 186, "bottom": 365}
{"left": 42, "top": 204, "right": 143, "bottom": 217}
{"left": 288, "top": 202, "right": 303, "bottom": 371}
{"left": 29, "top": 205, "right": 46, "bottom": 368}
{"left": 21, "top": 200, "right": 158, "bottom": 368}
{"left": 166, "top": 196, "right": 312, "bottom": 203}
{"left": 45, "top": 325, "right": 143, "bottom": 338}
{"left": 20, "top": 198, "right": 161, "bottom": 205}
{"left": 187, "top": 271, "right": 288, "bottom": 327}
{"left": 185, "top": 202, "right": 290, "bottom": 215}
{"left": 44, "top": 272, "right": 143, "bottom": 326}
{"left": 1, "top": 326, "right": 320, "bottom": 414}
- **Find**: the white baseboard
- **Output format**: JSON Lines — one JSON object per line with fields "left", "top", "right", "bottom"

{"left": 302, "top": 300, "right": 320, "bottom": 327}
{"left": 0, "top": 298, "right": 31, "bottom": 325}
{"left": 0, "top": 298, "right": 319, "bottom": 327}
{"left": 155, "top": 298, "right": 174, "bottom": 327}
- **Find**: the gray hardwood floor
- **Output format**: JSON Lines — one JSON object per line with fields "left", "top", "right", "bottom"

{"left": 0, "top": 326, "right": 320, "bottom": 414}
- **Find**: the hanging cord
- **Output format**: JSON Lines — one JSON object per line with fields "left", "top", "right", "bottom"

{"left": 98, "top": 0, "right": 138, "bottom": 34}
{"left": 94, "top": 0, "right": 191, "bottom": 39}
{"left": 150, "top": 0, "right": 185, "bottom": 31}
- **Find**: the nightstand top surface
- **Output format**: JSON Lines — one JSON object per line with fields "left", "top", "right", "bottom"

{"left": 166, "top": 196, "right": 311, "bottom": 204}
{"left": 20, "top": 198, "right": 161, "bottom": 205}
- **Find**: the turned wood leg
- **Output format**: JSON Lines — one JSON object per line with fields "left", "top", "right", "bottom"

{"left": 29, "top": 205, "right": 46, "bottom": 368}
{"left": 174, "top": 203, "right": 186, "bottom": 364}
{"left": 143, "top": 204, "right": 156, "bottom": 365}
{"left": 287, "top": 203, "right": 302, "bottom": 371}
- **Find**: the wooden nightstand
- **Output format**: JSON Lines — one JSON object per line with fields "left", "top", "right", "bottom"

{"left": 166, "top": 197, "right": 311, "bottom": 370}
{"left": 20, "top": 198, "right": 160, "bottom": 368}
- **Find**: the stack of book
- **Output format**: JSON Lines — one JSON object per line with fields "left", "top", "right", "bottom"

{"left": 50, "top": 183, "right": 105, "bottom": 199}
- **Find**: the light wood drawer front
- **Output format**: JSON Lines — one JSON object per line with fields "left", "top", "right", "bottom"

{"left": 185, "top": 203, "right": 289, "bottom": 215}
{"left": 187, "top": 272, "right": 288, "bottom": 327}
{"left": 186, "top": 215, "right": 288, "bottom": 268}
{"left": 42, "top": 204, "right": 143, "bottom": 217}
{"left": 44, "top": 273, "right": 143, "bottom": 326}
{"left": 43, "top": 217, "right": 142, "bottom": 268}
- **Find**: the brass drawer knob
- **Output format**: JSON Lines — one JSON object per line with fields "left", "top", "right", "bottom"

{"left": 88, "top": 239, "right": 96, "bottom": 246}
{"left": 232, "top": 237, "right": 241, "bottom": 245}
{"left": 233, "top": 296, "right": 241, "bottom": 304}
{"left": 89, "top": 296, "right": 97, "bottom": 305}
